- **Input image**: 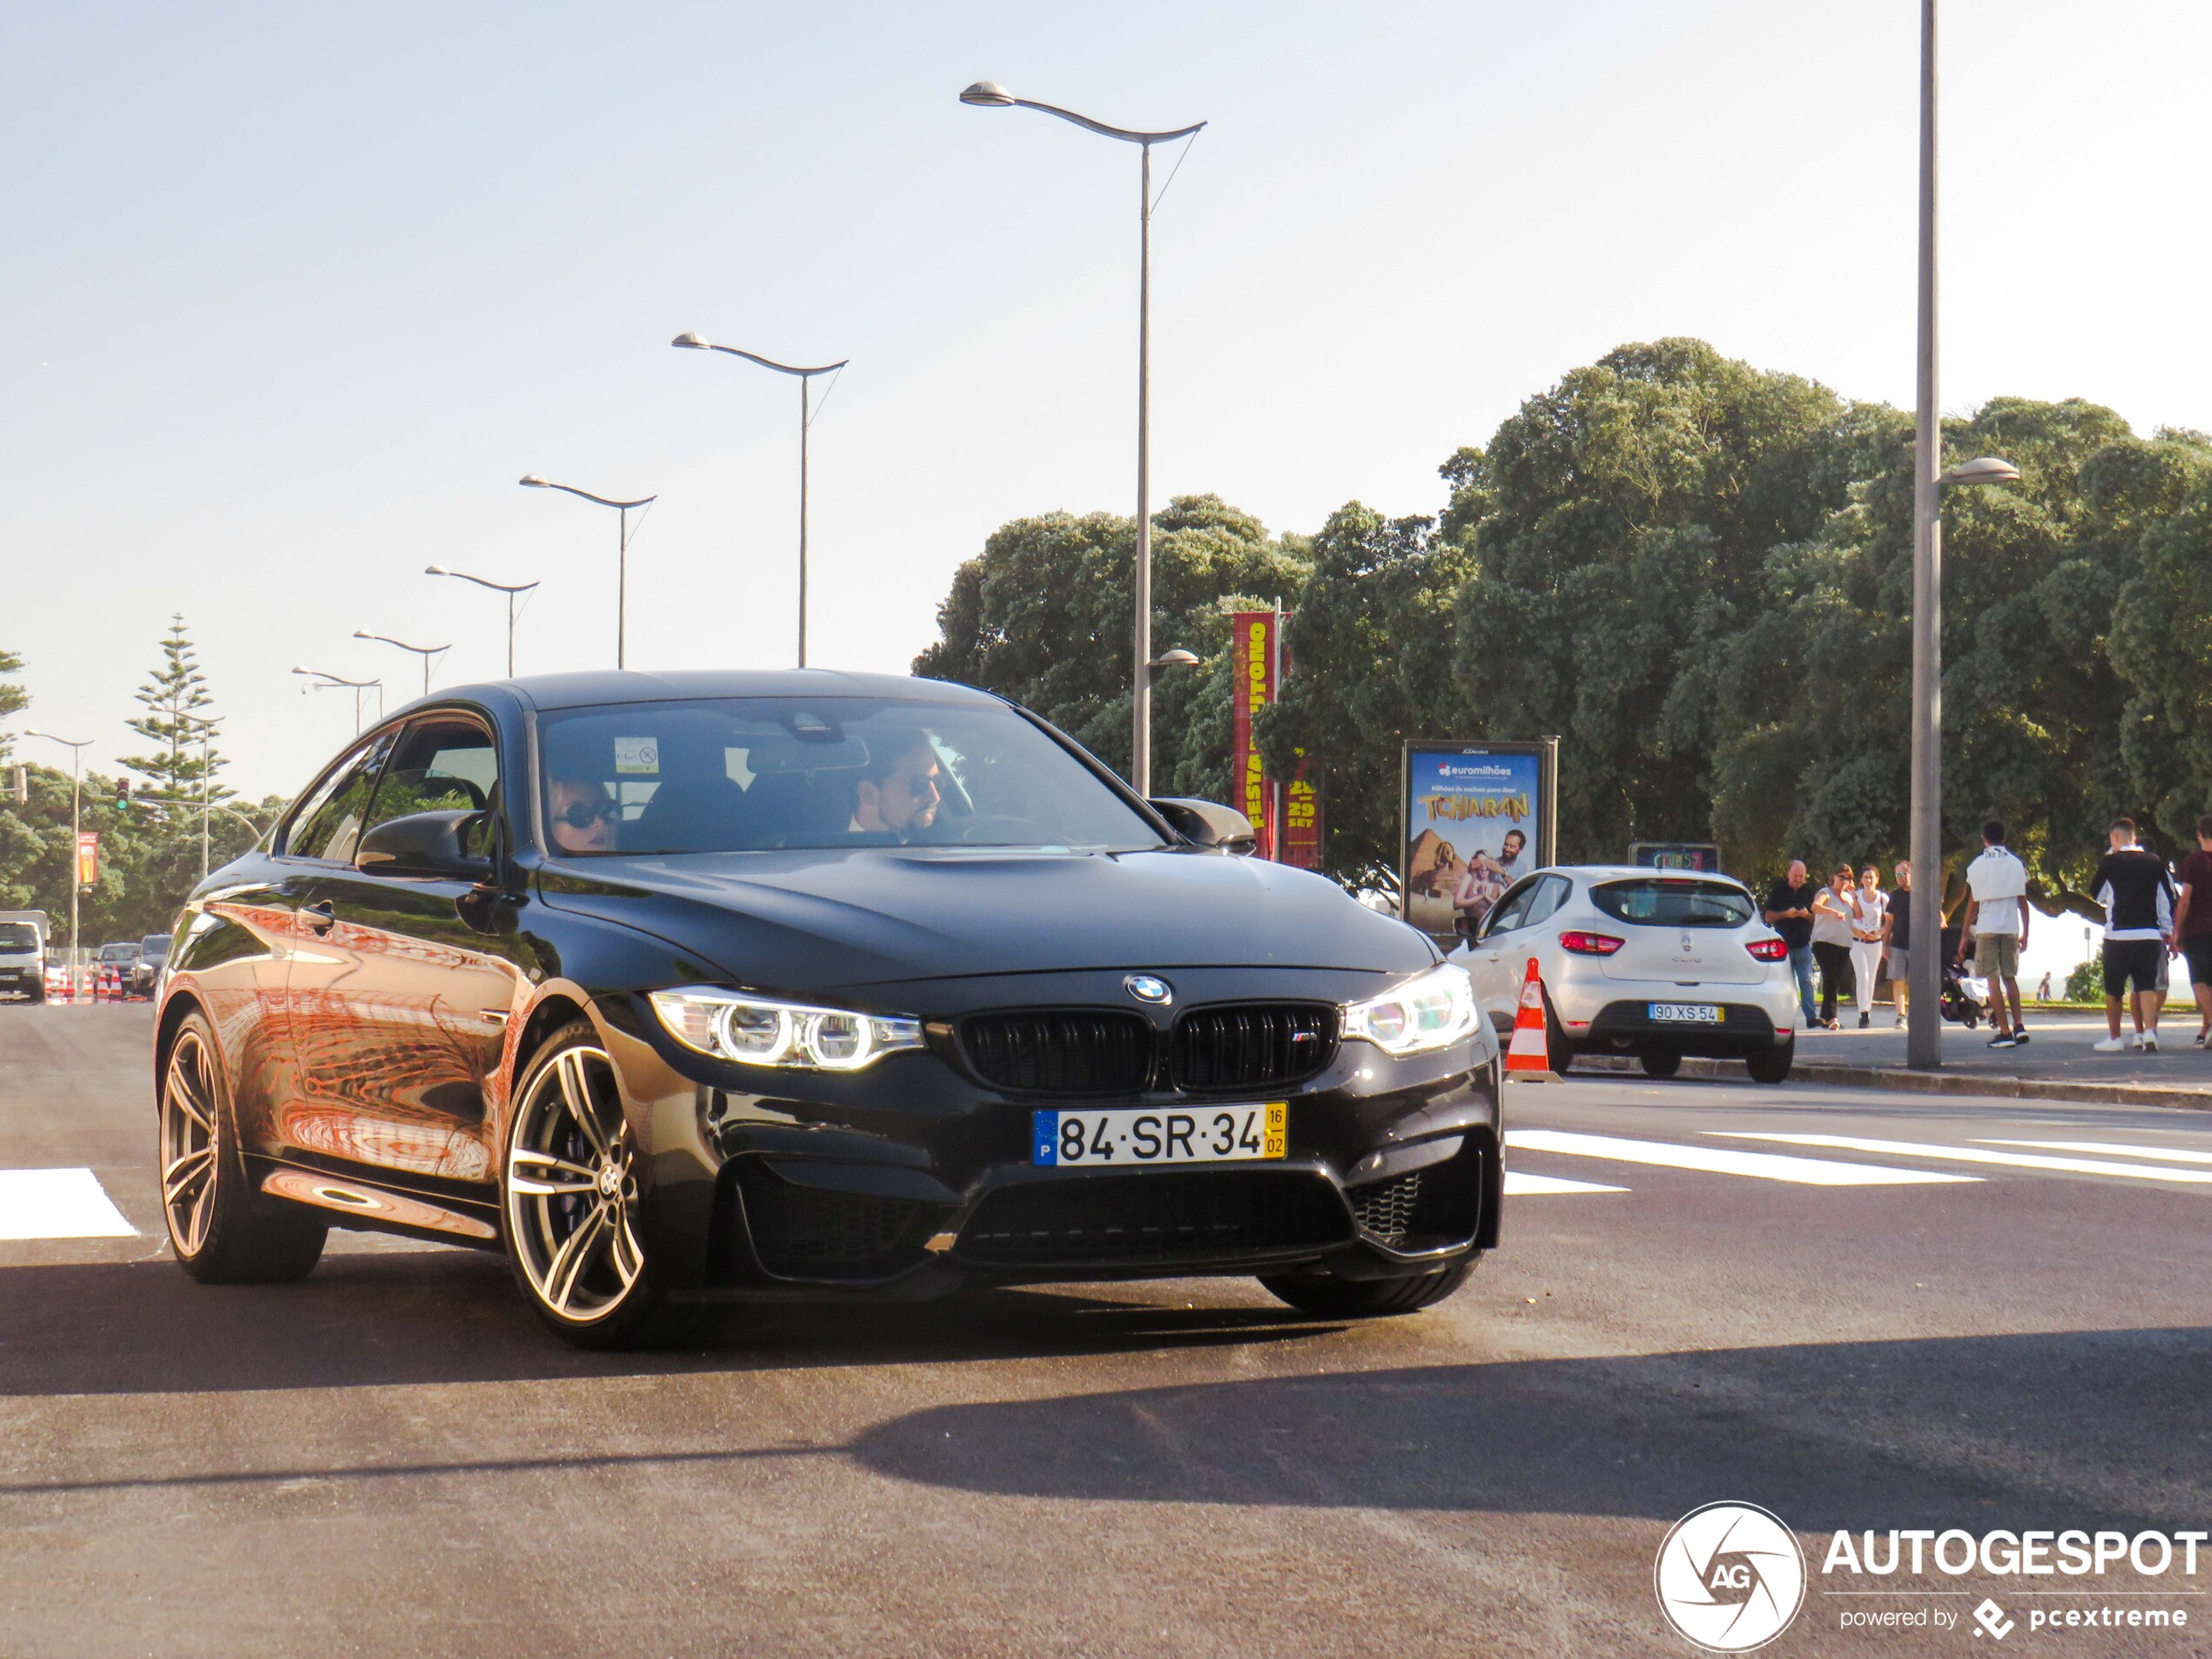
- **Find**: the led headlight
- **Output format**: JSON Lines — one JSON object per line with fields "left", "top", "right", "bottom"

{"left": 1340, "top": 961, "right": 1480, "bottom": 1056}
{"left": 649, "top": 986, "right": 924, "bottom": 1072}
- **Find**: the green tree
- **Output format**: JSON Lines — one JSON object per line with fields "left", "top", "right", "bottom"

{"left": 914, "top": 494, "right": 1310, "bottom": 797}
{"left": 0, "top": 646, "right": 25, "bottom": 765}
{"left": 120, "top": 615, "right": 230, "bottom": 813}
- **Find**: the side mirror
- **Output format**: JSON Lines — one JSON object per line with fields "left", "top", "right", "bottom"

{"left": 357, "top": 810, "right": 495, "bottom": 881}
{"left": 1150, "top": 798, "right": 1258, "bottom": 855}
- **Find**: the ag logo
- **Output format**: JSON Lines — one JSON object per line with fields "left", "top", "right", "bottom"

{"left": 1653, "top": 1501, "right": 1806, "bottom": 1652}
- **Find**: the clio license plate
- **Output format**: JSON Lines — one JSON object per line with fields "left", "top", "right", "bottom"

{"left": 1033, "top": 1103, "right": 1288, "bottom": 1167}
{"left": 1649, "top": 1002, "right": 1723, "bottom": 1024}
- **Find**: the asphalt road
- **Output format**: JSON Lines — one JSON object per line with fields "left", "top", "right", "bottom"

{"left": 2, "top": 1005, "right": 2209, "bottom": 1656}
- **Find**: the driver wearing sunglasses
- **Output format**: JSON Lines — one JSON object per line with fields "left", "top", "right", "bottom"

{"left": 548, "top": 777, "right": 621, "bottom": 853}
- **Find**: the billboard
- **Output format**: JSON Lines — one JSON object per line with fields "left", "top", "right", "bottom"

{"left": 1228, "top": 610, "right": 1325, "bottom": 870}
{"left": 1400, "top": 740, "right": 1556, "bottom": 941}
{"left": 74, "top": 832, "right": 98, "bottom": 887}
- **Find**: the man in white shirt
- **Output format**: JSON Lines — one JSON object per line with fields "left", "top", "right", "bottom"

{"left": 1956, "top": 819, "right": 2031, "bottom": 1049}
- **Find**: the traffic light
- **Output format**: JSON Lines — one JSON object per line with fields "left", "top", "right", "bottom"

{"left": 115, "top": 779, "right": 132, "bottom": 811}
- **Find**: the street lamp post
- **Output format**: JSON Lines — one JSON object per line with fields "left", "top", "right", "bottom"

{"left": 181, "top": 715, "right": 221, "bottom": 879}
{"left": 1905, "top": 0, "right": 2021, "bottom": 1069}
{"left": 23, "top": 731, "right": 91, "bottom": 974}
{"left": 353, "top": 631, "right": 450, "bottom": 698}
{"left": 424, "top": 566, "right": 539, "bottom": 677}
{"left": 671, "top": 334, "right": 849, "bottom": 668}
{"left": 961, "top": 80, "right": 1207, "bottom": 798}
{"left": 292, "top": 667, "right": 381, "bottom": 734}
{"left": 518, "top": 476, "right": 657, "bottom": 669}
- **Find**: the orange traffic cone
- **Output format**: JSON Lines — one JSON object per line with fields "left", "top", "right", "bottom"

{"left": 1505, "top": 956, "right": 1556, "bottom": 1081}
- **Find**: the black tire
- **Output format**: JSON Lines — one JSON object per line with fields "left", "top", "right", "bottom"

{"left": 502, "top": 1019, "right": 713, "bottom": 1350}
{"left": 1639, "top": 1050, "right": 1683, "bottom": 1079}
{"left": 1743, "top": 1039, "right": 1795, "bottom": 1085}
{"left": 24, "top": 986, "right": 42, "bottom": 1005}
{"left": 160, "top": 1012, "right": 327, "bottom": 1284}
{"left": 1541, "top": 991, "right": 1574, "bottom": 1076}
{"left": 1260, "top": 1259, "right": 1474, "bottom": 1318}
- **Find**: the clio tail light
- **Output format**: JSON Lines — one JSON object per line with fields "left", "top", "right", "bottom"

{"left": 1746, "top": 937, "right": 1789, "bottom": 961}
{"left": 1558, "top": 931, "right": 1625, "bottom": 956}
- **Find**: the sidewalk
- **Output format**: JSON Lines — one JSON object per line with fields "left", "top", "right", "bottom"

{"left": 1575, "top": 1011, "right": 2212, "bottom": 1108}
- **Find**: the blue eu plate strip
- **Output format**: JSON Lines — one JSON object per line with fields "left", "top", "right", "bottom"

{"left": 1032, "top": 1109, "right": 1058, "bottom": 1165}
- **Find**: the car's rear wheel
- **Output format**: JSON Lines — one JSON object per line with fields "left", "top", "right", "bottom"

{"left": 503, "top": 1021, "right": 711, "bottom": 1350}
{"left": 1260, "top": 1260, "right": 1473, "bottom": 1318}
{"left": 1744, "top": 1038, "right": 1795, "bottom": 1085}
{"left": 161, "top": 1013, "right": 327, "bottom": 1283}
{"left": 1542, "top": 990, "right": 1575, "bottom": 1076}
{"left": 1640, "top": 1050, "right": 1683, "bottom": 1079}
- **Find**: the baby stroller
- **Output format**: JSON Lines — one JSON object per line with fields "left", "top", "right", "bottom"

{"left": 1936, "top": 925, "right": 1986, "bottom": 1028}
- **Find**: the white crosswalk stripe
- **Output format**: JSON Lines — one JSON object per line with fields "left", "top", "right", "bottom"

{"left": 1983, "top": 1139, "right": 2212, "bottom": 1166}
{"left": 1503, "top": 1170, "right": 1627, "bottom": 1197}
{"left": 0, "top": 1168, "right": 138, "bottom": 1239}
{"left": 1506, "top": 1130, "right": 1979, "bottom": 1186}
{"left": 1718, "top": 1133, "right": 2212, "bottom": 1184}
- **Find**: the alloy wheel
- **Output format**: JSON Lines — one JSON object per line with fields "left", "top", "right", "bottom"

{"left": 506, "top": 1043, "right": 644, "bottom": 1323}
{"left": 160, "top": 1028, "right": 221, "bottom": 1256}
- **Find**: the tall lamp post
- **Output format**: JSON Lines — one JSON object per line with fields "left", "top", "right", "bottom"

{"left": 671, "top": 334, "right": 848, "bottom": 668}
{"left": 518, "top": 476, "right": 657, "bottom": 669}
{"left": 292, "top": 667, "right": 381, "bottom": 734}
{"left": 353, "top": 631, "right": 450, "bottom": 698}
{"left": 1905, "top": 0, "right": 2020, "bottom": 1069}
{"left": 961, "top": 80, "right": 1207, "bottom": 798}
{"left": 23, "top": 731, "right": 91, "bottom": 974}
{"left": 181, "top": 714, "right": 221, "bottom": 879}
{"left": 424, "top": 565, "right": 539, "bottom": 676}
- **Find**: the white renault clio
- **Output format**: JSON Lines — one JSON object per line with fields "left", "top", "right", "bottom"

{"left": 1449, "top": 866, "right": 1799, "bottom": 1082}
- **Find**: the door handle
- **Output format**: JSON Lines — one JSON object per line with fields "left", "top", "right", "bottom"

{"left": 302, "top": 901, "right": 336, "bottom": 934}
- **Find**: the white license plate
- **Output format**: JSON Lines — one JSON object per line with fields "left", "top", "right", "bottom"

{"left": 1649, "top": 1002, "right": 1724, "bottom": 1024}
{"left": 1033, "top": 1103, "right": 1288, "bottom": 1167}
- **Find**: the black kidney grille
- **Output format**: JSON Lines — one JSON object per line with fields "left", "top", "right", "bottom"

{"left": 1170, "top": 1005, "right": 1338, "bottom": 1091}
{"left": 957, "top": 1170, "right": 1350, "bottom": 1268}
{"left": 736, "top": 1164, "right": 926, "bottom": 1279}
{"left": 1349, "top": 1171, "right": 1424, "bottom": 1246}
{"left": 961, "top": 1010, "right": 1155, "bottom": 1095}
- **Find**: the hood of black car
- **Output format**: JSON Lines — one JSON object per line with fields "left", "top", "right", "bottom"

{"left": 536, "top": 845, "right": 1434, "bottom": 994}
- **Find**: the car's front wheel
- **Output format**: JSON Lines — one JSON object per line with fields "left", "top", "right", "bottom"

{"left": 1259, "top": 1260, "right": 1473, "bottom": 1318}
{"left": 1744, "top": 1039, "right": 1795, "bottom": 1085}
{"left": 161, "top": 1011, "right": 327, "bottom": 1283}
{"left": 502, "top": 1020, "right": 711, "bottom": 1350}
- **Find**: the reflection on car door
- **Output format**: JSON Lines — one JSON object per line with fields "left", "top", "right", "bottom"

{"left": 1468, "top": 875, "right": 1545, "bottom": 1025}
{"left": 287, "top": 714, "right": 523, "bottom": 1188}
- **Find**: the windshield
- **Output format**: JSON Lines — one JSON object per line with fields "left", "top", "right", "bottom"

{"left": 140, "top": 935, "right": 172, "bottom": 959}
{"left": 535, "top": 696, "right": 1168, "bottom": 857}
{"left": 0, "top": 924, "right": 36, "bottom": 951}
{"left": 1589, "top": 877, "right": 1757, "bottom": 929}
{"left": 99, "top": 944, "right": 138, "bottom": 961}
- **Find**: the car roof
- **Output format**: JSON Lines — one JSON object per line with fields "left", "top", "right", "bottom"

{"left": 1541, "top": 864, "right": 1751, "bottom": 885}
{"left": 386, "top": 669, "right": 1004, "bottom": 718}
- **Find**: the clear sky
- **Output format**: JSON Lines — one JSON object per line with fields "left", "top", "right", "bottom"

{"left": 4, "top": 0, "right": 2209, "bottom": 805}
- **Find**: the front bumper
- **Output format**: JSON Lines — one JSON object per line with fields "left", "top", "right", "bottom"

{"left": 591, "top": 968, "right": 1503, "bottom": 1300}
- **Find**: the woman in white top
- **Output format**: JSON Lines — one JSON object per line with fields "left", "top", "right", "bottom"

{"left": 1848, "top": 864, "right": 1888, "bottom": 1029}
{"left": 1810, "top": 866, "right": 1858, "bottom": 1029}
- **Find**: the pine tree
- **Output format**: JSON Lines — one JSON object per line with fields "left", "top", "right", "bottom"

{"left": 0, "top": 647, "right": 24, "bottom": 765}
{"left": 119, "top": 616, "right": 229, "bottom": 812}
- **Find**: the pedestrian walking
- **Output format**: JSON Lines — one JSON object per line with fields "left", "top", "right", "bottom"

{"left": 1764, "top": 859, "right": 1819, "bottom": 1030}
{"left": 2035, "top": 971, "right": 2052, "bottom": 1002}
{"left": 1849, "top": 865, "right": 1887, "bottom": 1029}
{"left": 2091, "top": 816, "right": 2176, "bottom": 1054}
{"left": 1959, "top": 820, "right": 2031, "bottom": 1048}
{"left": 1884, "top": 860, "right": 1913, "bottom": 1027}
{"left": 1811, "top": 866, "right": 1858, "bottom": 1030}
{"left": 2174, "top": 813, "right": 2212, "bottom": 1048}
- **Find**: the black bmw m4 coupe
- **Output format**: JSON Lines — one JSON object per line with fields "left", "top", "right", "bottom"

{"left": 156, "top": 671, "right": 1502, "bottom": 1346}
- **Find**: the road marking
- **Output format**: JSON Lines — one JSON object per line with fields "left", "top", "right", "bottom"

{"left": 1983, "top": 1139, "right": 2212, "bottom": 1166}
{"left": 1719, "top": 1134, "right": 2212, "bottom": 1184}
{"left": 1505, "top": 1130, "right": 1978, "bottom": 1185}
{"left": 0, "top": 1168, "right": 138, "bottom": 1239}
{"left": 1504, "top": 1170, "right": 1628, "bottom": 1196}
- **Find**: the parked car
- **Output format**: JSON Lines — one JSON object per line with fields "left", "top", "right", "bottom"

{"left": 95, "top": 941, "right": 141, "bottom": 981}
{"left": 131, "top": 934, "right": 172, "bottom": 999}
{"left": 1451, "top": 865, "right": 1797, "bottom": 1082}
{"left": 155, "top": 671, "right": 1501, "bottom": 1347}
{"left": 0, "top": 915, "right": 45, "bottom": 1002}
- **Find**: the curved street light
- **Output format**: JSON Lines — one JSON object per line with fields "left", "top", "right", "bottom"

{"left": 353, "top": 631, "right": 450, "bottom": 698}
{"left": 519, "top": 475, "right": 657, "bottom": 669}
{"left": 671, "top": 334, "right": 849, "bottom": 668}
{"left": 425, "top": 565, "right": 539, "bottom": 677}
{"left": 292, "top": 667, "right": 381, "bottom": 734}
{"left": 961, "top": 81, "right": 1208, "bottom": 796}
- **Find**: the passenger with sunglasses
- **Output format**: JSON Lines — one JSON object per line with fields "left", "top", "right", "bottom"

{"left": 548, "top": 777, "right": 621, "bottom": 853}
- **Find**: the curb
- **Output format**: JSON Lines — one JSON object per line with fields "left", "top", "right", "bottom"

{"left": 1550, "top": 1051, "right": 2212, "bottom": 1110}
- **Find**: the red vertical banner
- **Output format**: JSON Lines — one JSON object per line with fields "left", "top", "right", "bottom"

{"left": 75, "top": 832, "right": 99, "bottom": 887}
{"left": 1230, "top": 610, "right": 1278, "bottom": 859}
{"left": 1282, "top": 753, "right": 1323, "bottom": 868}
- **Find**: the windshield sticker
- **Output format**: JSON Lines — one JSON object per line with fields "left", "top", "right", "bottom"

{"left": 614, "top": 737, "right": 660, "bottom": 775}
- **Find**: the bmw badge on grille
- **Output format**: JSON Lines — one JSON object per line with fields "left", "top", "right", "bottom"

{"left": 1124, "top": 974, "right": 1174, "bottom": 1006}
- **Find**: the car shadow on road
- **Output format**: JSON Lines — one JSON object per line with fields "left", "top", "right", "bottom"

{"left": 0, "top": 1251, "right": 1342, "bottom": 1397}
{"left": 846, "top": 1325, "right": 2212, "bottom": 1535}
